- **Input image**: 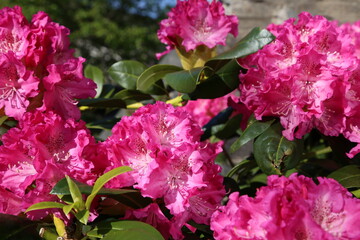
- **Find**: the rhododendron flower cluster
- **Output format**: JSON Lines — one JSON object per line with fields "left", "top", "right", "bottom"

{"left": 211, "top": 174, "right": 360, "bottom": 240}
{"left": 0, "top": 110, "right": 97, "bottom": 219}
{"left": 157, "top": 0, "right": 238, "bottom": 58}
{"left": 0, "top": 6, "right": 96, "bottom": 120}
{"left": 103, "top": 101, "right": 225, "bottom": 239}
{"left": 238, "top": 12, "right": 360, "bottom": 157}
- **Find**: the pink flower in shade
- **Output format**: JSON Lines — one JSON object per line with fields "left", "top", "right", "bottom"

{"left": 210, "top": 174, "right": 360, "bottom": 240}
{"left": 0, "top": 6, "right": 30, "bottom": 58}
{"left": 123, "top": 203, "right": 172, "bottom": 240}
{"left": 182, "top": 93, "right": 237, "bottom": 126}
{"left": 157, "top": 0, "right": 238, "bottom": 58}
{"left": 0, "top": 52, "right": 39, "bottom": 119}
{"left": 41, "top": 57, "right": 96, "bottom": 119}
{"left": 104, "top": 102, "right": 225, "bottom": 238}
{"left": 0, "top": 111, "right": 98, "bottom": 219}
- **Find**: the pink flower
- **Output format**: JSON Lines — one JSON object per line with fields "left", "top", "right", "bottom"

{"left": 210, "top": 174, "right": 360, "bottom": 240}
{"left": 238, "top": 12, "right": 360, "bottom": 157}
{"left": 41, "top": 57, "right": 96, "bottom": 119}
{"left": 157, "top": 0, "right": 238, "bottom": 58}
{"left": 0, "top": 6, "right": 30, "bottom": 58}
{"left": 182, "top": 93, "right": 237, "bottom": 126}
{"left": 104, "top": 102, "right": 225, "bottom": 236}
{"left": 0, "top": 111, "right": 98, "bottom": 219}
{"left": 0, "top": 52, "right": 39, "bottom": 119}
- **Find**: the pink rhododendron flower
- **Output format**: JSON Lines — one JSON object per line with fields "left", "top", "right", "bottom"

{"left": 340, "top": 20, "right": 360, "bottom": 59}
{"left": 0, "top": 6, "right": 30, "bottom": 57}
{"left": 0, "top": 111, "right": 98, "bottom": 219}
{"left": 104, "top": 102, "right": 225, "bottom": 239}
{"left": 210, "top": 174, "right": 360, "bottom": 240}
{"left": 157, "top": 0, "right": 238, "bottom": 58}
{"left": 41, "top": 57, "right": 96, "bottom": 119}
{"left": 182, "top": 93, "right": 237, "bottom": 126}
{"left": 238, "top": 12, "right": 360, "bottom": 157}
{"left": 0, "top": 52, "right": 39, "bottom": 119}
{"left": 0, "top": 6, "right": 96, "bottom": 120}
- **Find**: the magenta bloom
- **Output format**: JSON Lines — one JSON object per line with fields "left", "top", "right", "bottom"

{"left": 0, "top": 52, "right": 39, "bottom": 119}
{"left": 210, "top": 174, "right": 360, "bottom": 240}
{"left": 0, "top": 6, "right": 30, "bottom": 57}
{"left": 182, "top": 93, "right": 236, "bottom": 126}
{"left": 41, "top": 57, "right": 96, "bottom": 119}
{"left": 104, "top": 102, "right": 225, "bottom": 238}
{"left": 0, "top": 6, "right": 96, "bottom": 120}
{"left": 238, "top": 12, "right": 360, "bottom": 157}
{"left": 157, "top": 0, "right": 238, "bottom": 58}
{"left": 0, "top": 111, "right": 97, "bottom": 219}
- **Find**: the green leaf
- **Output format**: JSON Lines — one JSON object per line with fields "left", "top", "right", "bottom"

{"left": 189, "top": 59, "right": 241, "bottom": 99}
{"left": 112, "top": 89, "right": 153, "bottom": 105}
{"left": 210, "top": 27, "right": 275, "bottom": 61}
{"left": 86, "top": 220, "right": 164, "bottom": 240}
{"left": 78, "top": 98, "right": 126, "bottom": 108}
{"left": 201, "top": 107, "right": 234, "bottom": 141}
{"left": 66, "top": 176, "right": 85, "bottom": 211}
{"left": 109, "top": 60, "right": 147, "bottom": 90}
{"left": 0, "top": 214, "right": 41, "bottom": 240}
{"left": 25, "top": 202, "right": 67, "bottom": 213}
{"left": 85, "top": 64, "right": 104, "bottom": 98}
{"left": 352, "top": 189, "right": 360, "bottom": 198}
{"left": 253, "top": 123, "right": 303, "bottom": 175}
{"left": 328, "top": 165, "right": 360, "bottom": 188}
{"left": 212, "top": 114, "right": 243, "bottom": 139}
{"left": 63, "top": 203, "right": 75, "bottom": 215}
{"left": 74, "top": 209, "right": 90, "bottom": 225}
{"left": 231, "top": 119, "right": 275, "bottom": 153}
{"left": 136, "top": 64, "right": 182, "bottom": 92}
{"left": 164, "top": 67, "right": 204, "bottom": 93}
{"left": 51, "top": 177, "right": 137, "bottom": 196}
{"left": 85, "top": 166, "right": 132, "bottom": 210}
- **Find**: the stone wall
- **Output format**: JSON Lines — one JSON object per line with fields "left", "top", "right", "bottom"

{"left": 224, "top": 0, "right": 360, "bottom": 38}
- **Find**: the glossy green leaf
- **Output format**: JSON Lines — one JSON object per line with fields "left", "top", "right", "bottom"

{"left": 78, "top": 98, "right": 126, "bottom": 108}
{"left": 210, "top": 27, "right": 275, "bottom": 61}
{"left": 136, "top": 64, "right": 182, "bottom": 92}
{"left": 66, "top": 176, "right": 85, "bottom": 211}
{"left": 85, "top": 166, "right": 132, "bottom": 210}
{"left": 328, "top": 165, "right": 360, "bottom": 188}
{"left": 112, "top": 89, "right": 153, "bottom": 105}
{"left": 87, "top": 220, "right": 164, "bottom": 240}
{"left": 85, "top": 64, "right": 104, "bottom": 98}
{"left": 189, "top": 59, "right": 241, "bottom": 99}
{"left": 231, "top": 119, "right": 275, "bottom": 153}
{"left": 164, "top": 67, "right": 204, "bottom": 93}
{"left": 201, "top": 107, "right": 234, "bottom": 141}
{"left": 109, "top": 60, "right": 147, "bottom": 89}
{"left": 51, "top": 177, "right": 137, "bottom": 196}
{"left": 253, "top": 123, "right": 303, "bottom": 175}
{"left": 213, "top": 114, "right": 243, "bottom": 140}
{"left": 25, "top": 202, "right": 67, "bottom": 213}
{"left": 0, "top": 214, "right": 41, "bottom": 240}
